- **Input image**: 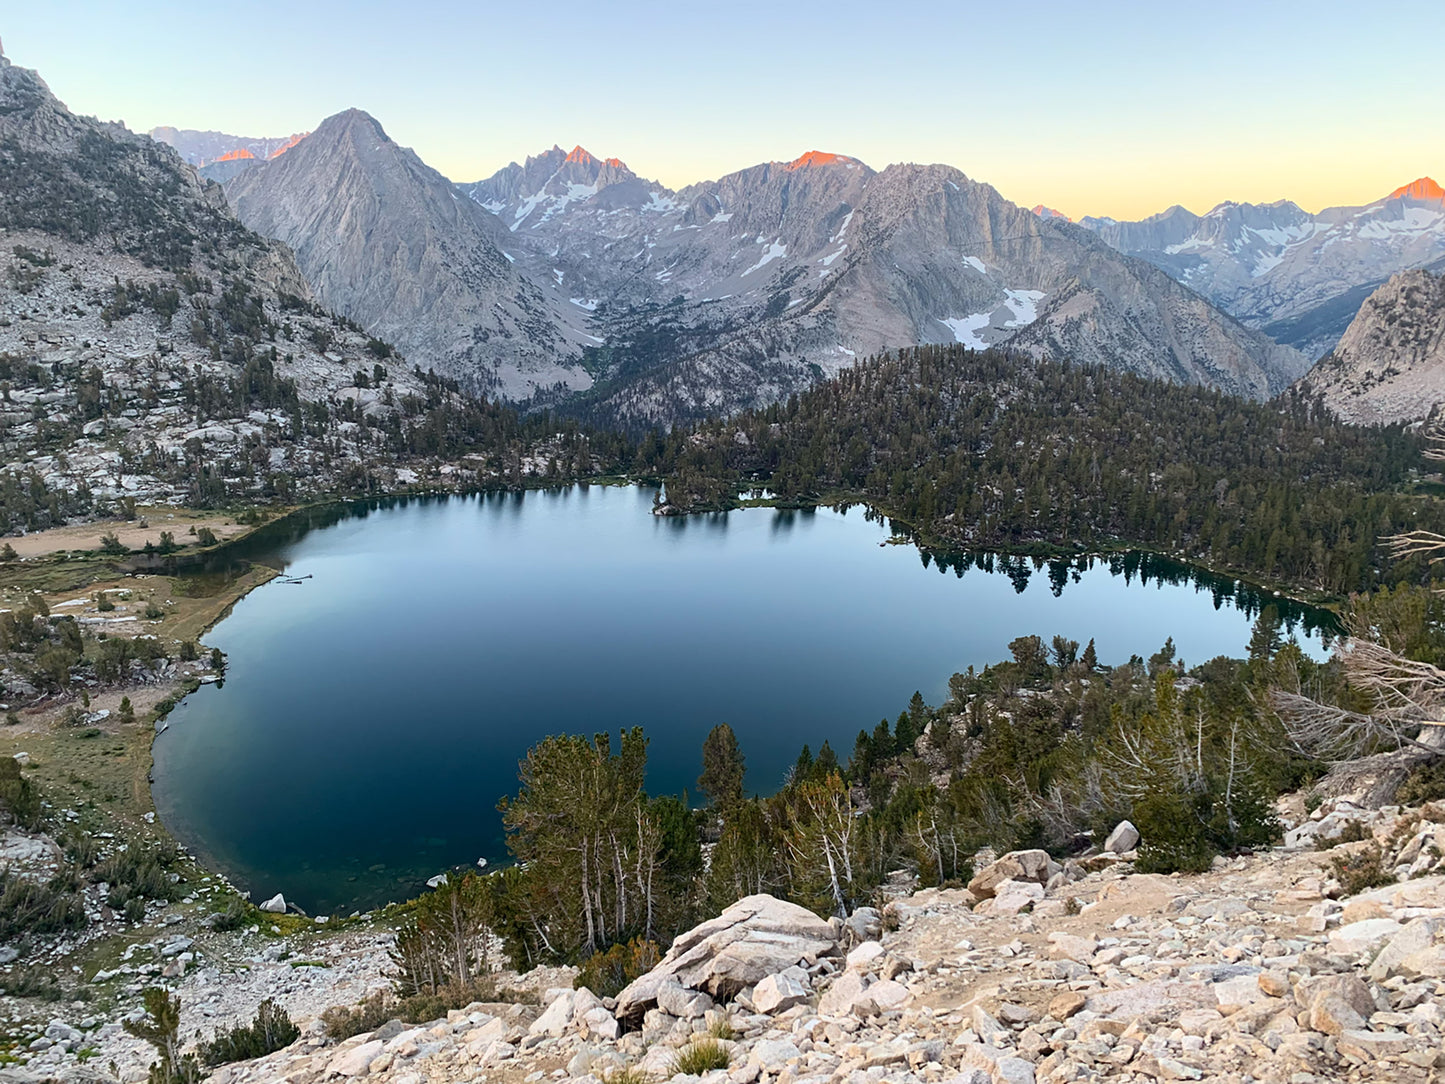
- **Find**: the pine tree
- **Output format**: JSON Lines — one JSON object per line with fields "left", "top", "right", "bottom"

{"left": 125, "top": 988, "right": 202, "bottom": 1084}
{"left": 698, "top": 723, "right": 746, "bottom": 808}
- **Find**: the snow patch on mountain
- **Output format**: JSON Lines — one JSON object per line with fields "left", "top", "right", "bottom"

{"left": 743, "top": 241, "right": 787, "bottom": 277}
{"left": 1002, "top": 289, "right": 1046, "bottom": 327}
{"left": 938, "top": 314, "right": 993, "bottom": 350}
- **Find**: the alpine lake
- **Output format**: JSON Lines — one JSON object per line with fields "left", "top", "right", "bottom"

{"left": 150, "top": 486, "right": 1336, "bottom": 915}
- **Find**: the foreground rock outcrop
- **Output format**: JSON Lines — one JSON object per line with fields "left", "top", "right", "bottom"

{"left": 11, "top": 800, "right": 1445, "bottom": 1084}
{"left": 615, "top": 894, "right": 844, "bottom": 1021}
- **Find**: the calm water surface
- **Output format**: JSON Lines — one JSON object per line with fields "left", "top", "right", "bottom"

{"left": 151, "top": 487, "right": 1332, "bottom": 914}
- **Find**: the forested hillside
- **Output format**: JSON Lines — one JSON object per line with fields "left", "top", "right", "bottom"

{"left": 653, "top": 345, "right": 1442, "bottom": 597}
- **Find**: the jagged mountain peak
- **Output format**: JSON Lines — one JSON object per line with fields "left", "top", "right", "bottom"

{"left": 1390, "top": 177, "right": 1445, "bottom": 204}
{"left": 314, "top": 107, "right": 390, "bottom": 142}
{"left": 224, "top": 108, "right": 590, "bottom": 396}
{"left": 564, "top": 144, "right": 626, "bottom": 170}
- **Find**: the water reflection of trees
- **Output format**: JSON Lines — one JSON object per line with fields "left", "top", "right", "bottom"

{"left": 193, "top": 488, "right": 1339, "bottom": 645}
{"left": 911, "top": 544, "right": 1337, "bottom": 643}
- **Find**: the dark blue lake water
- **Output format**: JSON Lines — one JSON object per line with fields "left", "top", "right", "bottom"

{"left": 150, "top": 486, "right": 1332, "bottom": 914}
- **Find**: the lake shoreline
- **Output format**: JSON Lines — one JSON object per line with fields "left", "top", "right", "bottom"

{"left": 147, "top": 485, "right": 1336, "bottom": 914}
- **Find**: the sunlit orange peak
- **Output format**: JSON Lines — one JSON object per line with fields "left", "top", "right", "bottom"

{"left": 269, "top": 133, "right": 308, "bottom": 159}
{"left": 1389, "top": 177, "right": 1445, "bottom": 203}
{"left": 566, "top": 145, "right": 596, "bottom": 165}
{"left": 214, "top": 148, "right": 256, "bottom": 162}
{"left": 786, "top": 150, "right": 853, "bottom": 170}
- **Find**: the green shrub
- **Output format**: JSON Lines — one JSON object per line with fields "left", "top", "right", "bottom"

{"left": 574, "top": 938, "right": 661, "bottom": 999}
{"left": 1131, "top": 775, "right": 1279, "bottom": 875}
{"left": 1132, "top": 789, "right": 1216, "bottom": 874}
{"left": 1330, "top": 844, "right": 1396, "bottom": 896}
{"left": 62, "top": 830, "right": 99, "bottom": 868}
{"left": 670, "top": 1038, "right": 731, "bottom": 1076}
{"left": 0, "top": 966, "right": 65, "bottom": 1000}
{"left": 320, "top": 994, "right": 392, "bottom": 1041}
{"left": 208, "top": 899, "right": 252, "bottom": 931}
{"left": 321, "top": 980, "right": 497, "bottom": 1041}
{"left": 1317, "top": 819, "right": 1371, "bottom": 850}
{"left": 96, "top": 837, "right": 180, "bottom": 910}
{"left": 0, "top": 757, "right": 41, "bottom": 829}
{"left": 706, "top": 1016, "right": 737, "bottom": 1040}
{"left": 1398, "top": 761, "right": 1445, "bottom": 805}
{"left": 0, "top": 870, "right": 86, "bottom": 940}
{"left": 199, "top": 1000, "right": 299, "bottom": 1066}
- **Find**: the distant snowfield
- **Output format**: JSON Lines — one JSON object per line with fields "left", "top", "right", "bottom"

{"left": 938, "top": 313, "right": 992, "bottom": 350}
{"left": 939, "top": 288, "right": 1046, "bottom": 348}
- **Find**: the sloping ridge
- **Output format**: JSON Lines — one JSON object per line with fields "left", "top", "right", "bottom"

{"left": 1298, "top": 268, "right": 1445, "bottom": 425}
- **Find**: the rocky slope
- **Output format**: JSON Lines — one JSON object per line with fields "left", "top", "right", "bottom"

{"left": 457, "top": 147, "right": 1305, "bottom": 425}
{"left": 9, "top": 797, "right": 1444, "bottom": 1084}
{"left": 1296, "top": 269, "right": 1445, "bottom": 424}
{"left": 223, "top": 111, "right": 596, "bottom": 398}
{"left": 0, "top": 46, "right": 570, "bottom": 518}
{"left": 1077, "top": 179, "right": 1445, "bottom": 360}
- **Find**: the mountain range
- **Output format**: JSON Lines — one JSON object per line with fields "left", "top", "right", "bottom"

{"left": 149, "top": 126, "right": 307, "bottom": 182}
{"left": 134, "top": 114, "right": 1445, "bottom": 427}
{"left": 1076, "top": 180, "right": 1445, "bottom": 360}
{"left": 209, "top": 116, "right": 1307, "bottom": 425}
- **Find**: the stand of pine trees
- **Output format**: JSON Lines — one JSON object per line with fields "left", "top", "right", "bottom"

{"left": 652, "top": 347, "right": 1444, "bottom": 598}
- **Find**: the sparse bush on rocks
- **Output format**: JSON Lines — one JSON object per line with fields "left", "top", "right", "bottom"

{"left": 670, "top": 1038, "right": 730, "bottom": 1075}
{"left": 574, "top": 938, "right": 660, "bottom": 998}
{"left": 0, "top": 868, "right": 87, "bottom": 939}
{"left": 198, "top": 999, "right": 299, "bottom": 1066}
{"left": 125, "top": 987, "right": 202, "bottom": 1084}
{"left": 1330, "top": 843, "right": 1396, "bottom": 895}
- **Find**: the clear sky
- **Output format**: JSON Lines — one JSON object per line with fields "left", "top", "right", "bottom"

{"left": 6, "top": 1, "right": 1442, "bottom": 221}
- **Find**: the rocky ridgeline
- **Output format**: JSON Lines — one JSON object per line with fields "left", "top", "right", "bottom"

{"left": 10, "top": 797, "right": 1442, "bottom": 1084}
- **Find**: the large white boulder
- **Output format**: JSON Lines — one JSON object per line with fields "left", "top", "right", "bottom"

{"left": 528, "top": 990, "right": 576, "bottom": 1037}
{"left": 967, "top": 850, "right": 1057, "bottom": 900}
{"left": 1104, "top": 820, "right": 1140, "bottom": 853}
{"left": 615, "top": 894, "right": 840, "bottom": 1019}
